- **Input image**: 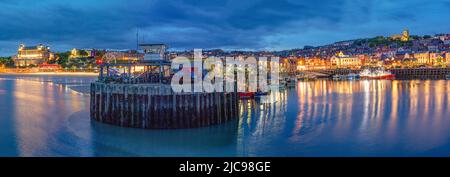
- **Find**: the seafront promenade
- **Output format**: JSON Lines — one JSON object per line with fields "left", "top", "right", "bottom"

{"left": 0, "top": 68, "right": 98, "bottom": 76}
{"left": 2, "top": 67, "right": 450, "bottom": 79}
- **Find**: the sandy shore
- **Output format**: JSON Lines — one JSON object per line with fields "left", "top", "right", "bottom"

{"left": 0, "top": 72, "right": 98, "bottom": 76}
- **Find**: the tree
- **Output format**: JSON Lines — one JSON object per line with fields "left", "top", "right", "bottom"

{"left": 56, "top": 51, "right": 71, "bottom": 67}
{"left": 79, "top": 50, "right": 89, "bottom": 57}
{"left": 0, "top": 57, "right": 14, "bottom": 68}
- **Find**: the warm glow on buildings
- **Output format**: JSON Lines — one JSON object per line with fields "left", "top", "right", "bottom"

{"left": 69, "top": 48, "right": 94, "bottom": 59}
{"left": 391, "top": 29, "right": 410, "bottom": 42}
{"left": 413, "top": 52, "right": 442, "bottom": 65}
{"left": 280, "top": 57, "right": 298, "bottom": 74}
{"left": 14, "top": 44, "right": 53, "bottom": 67}
{"left": 296, "top": 57, "right": 330, "bottom": 71}
{"left": 103, "top": 51, "right": 144, "bottom": 63}
{"left": 445, "top": 53, "right": 450, "bottom": 64}
{"left": 330, "top": 51, "right": 361, "bottom": 68}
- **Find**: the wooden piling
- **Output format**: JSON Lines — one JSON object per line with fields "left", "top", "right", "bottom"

{"left": 90, "top": 83, "right": 240, "bottom": 129}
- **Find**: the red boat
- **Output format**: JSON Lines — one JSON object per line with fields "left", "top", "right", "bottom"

{"left": 364, "top": 74, "right": 396, "bottom": 79}
{"left": 239, "top": 92, "right": 255, "bottom": 99}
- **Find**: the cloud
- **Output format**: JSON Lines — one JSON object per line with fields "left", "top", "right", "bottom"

{"left": 0, "top": 0, "right": 450, "bottom": 56}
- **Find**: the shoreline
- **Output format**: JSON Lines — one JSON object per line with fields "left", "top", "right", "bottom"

{"left": 0, "top": 72, "right": 98, "bottom": 77}
{"left": 0, "top": 72, "right": 96, "bottom": 95}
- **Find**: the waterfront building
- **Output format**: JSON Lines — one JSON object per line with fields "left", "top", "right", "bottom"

{"left": 280, "top": 57, "right": 298, "bottom": 76}
{"left": 356, "top": 54, "right": 370, "bottom": 66}
{"left": 429, "top": 53, "right": 442, "bottom": 63}
{"left": 414, "top": 52, "right": 431, "bottom": 64}
{"left": 330, "top": 51, "right": 361, "bottom": 68}
{"left": 103, "top": 50, "right": 144, "bottom": 63}
{"left": 139, "top": 44, "right": 168, "bottom": 61}
{"left": 413, "top": 52, "right": 443, "bottom": 65}
{"left": 296, "top": 57, "right": 330, "bottom": 71}
{"left": 445, "top": 53, "right": 450, "bottom": 64}
{"left": 14, "top": 44, "right": 54, "bottom": 67}
{"left": 38, "top": 63, "right": 62, "bottom": 72}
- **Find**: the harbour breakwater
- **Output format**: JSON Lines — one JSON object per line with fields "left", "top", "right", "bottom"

{"left": 90, "top": 82, "right": 239, "bottom": 129}
{"left": 307, "top": 68, "right": 450, "bottom": 79}
{"left": 389, "top": 68, "right": 450, "bottom": 79}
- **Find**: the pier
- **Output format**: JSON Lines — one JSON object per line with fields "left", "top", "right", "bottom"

{"left": 90, "top": 82, "right": 238, "bottom": 129}
{"left": 301, "top": 68, "right": 450, "bottom": 79}
{"left": 90, "top": 44, "right": 239, "bottom": 129}
{"left": 390, "top": 68, "right": 450, "bottom": 79}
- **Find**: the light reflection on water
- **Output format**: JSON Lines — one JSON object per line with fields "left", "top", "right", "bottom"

{"left": 0, "top": 75, "right": 449, "bottom": 157}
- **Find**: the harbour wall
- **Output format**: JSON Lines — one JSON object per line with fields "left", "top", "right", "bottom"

{"left": 90, "top": 82, "right": 239, "bottom": 129}
{"left": 306, "top": 68, "right": 450, "bottom": 79}
{"left": 390, "top": 68, "right": 450, "bottom": 79}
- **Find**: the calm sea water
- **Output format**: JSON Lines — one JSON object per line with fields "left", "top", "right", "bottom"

{"left": 0, "top": 75, "right": 450, "bottom": 157}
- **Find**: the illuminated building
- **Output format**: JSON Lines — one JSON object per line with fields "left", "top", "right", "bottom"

{"left": 391, "top": 29, "right": 410, "bottom": 42}
{"left": 413, "top": 52, "right": 443, "bottom": 65}
{"left": 445, "top": 53, "right": 450, "bottom": 64}
{"left": 14, "top": 44, "right": 53, "bottom": 67}
{"left": 330, "top": 51, "right": 361, "bottom": 68}
{"left": 296, "top": 57, "right": 330, "bottom": 71}
{"left": 140, "top": 44, "right": 168, "bottom": 61}
{"left": 69, "top": 48, "right": 94, "bottom": 59}
{"left": 103, "top": 50, "right": 144, "bottom": 63}
{"left": 280, "top": 57, "right": 298, "bottom": 75}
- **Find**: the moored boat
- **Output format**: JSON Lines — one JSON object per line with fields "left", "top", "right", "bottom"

{"left": 239, "top": 92, "right": 255, "bottom": 99}
{"left": 255, "top": 91, "right": 269, "bottom": 97}
{"left": 360, "top": 69, "right": 395, "bottom": 79}
{"left": 332, "top": 73, "right": 360, "bottom": 80}
{"left": 286, "top": 78, "right": 297, "bottom": 87}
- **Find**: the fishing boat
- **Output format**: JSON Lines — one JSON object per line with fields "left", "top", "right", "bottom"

{"left": 360, "top": 69, "right": 395, "bottom": 79}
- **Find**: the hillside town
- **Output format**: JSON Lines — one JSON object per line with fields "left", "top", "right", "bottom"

{"left": 1, "top": 29, "right": 450, "bottom": 74}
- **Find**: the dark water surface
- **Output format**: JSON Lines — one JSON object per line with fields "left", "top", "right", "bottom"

{"left": 0, "top": 75, "right": 449, "bottom": 157}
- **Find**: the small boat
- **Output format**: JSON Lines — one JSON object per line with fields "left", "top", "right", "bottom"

{"left": 286, "top": 78, "right": 297, "bottom": 87}
{"left": 279, "top": 79, "right": 287, "bottom": 89}
{"left": 447, "top": 74, "right": 450, "bottom": 80}
{"left": 332, "top": 73, "right": 360, "bottom": 80}
{"left": 297, "top": 74, "right": 317, "bottom": 81}
{"left": 347, "top": 73, "right": 360, "bottom": 80}
{"left": 255, "top": 91, "right": 269, "bottom": 97}
{"left": 360, "top": 69, "right": 395, "bottom": 79}
{"left": 239, "top": 92, "right": 255, "bottom": 99}
{"left": 332, "top": 75, "right": 341, "bottom": 80}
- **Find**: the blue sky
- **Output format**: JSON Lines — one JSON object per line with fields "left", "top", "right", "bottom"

{"left": 1, "top": 0, "right": 450, "bottom": 56}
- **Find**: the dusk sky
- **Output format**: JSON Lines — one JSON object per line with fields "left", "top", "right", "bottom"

{"left": 1, "top": 0, "right": 450, "bottom": 56}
